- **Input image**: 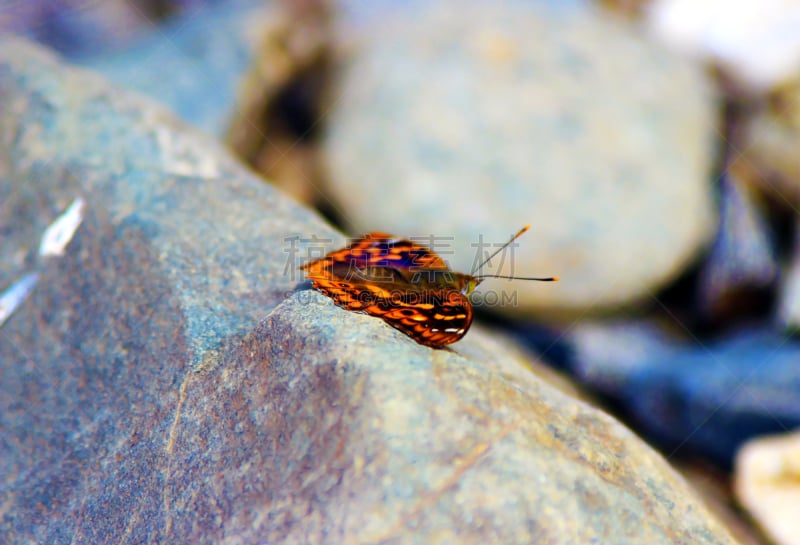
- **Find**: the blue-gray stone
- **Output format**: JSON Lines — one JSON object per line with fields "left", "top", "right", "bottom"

{"left": 0, "top": 0, "right": 253, "bottom": 58}
{"left": 0, "top": 0, "right": 144, "bottom": 57}
{"left": 563, "top": 320, "right": 800, "bottom": 465}
{"left": 80, "top": 1, "right": 261, "bottom": 135}
{"left": 565, "top": 319, "right": 680, "bottom": 395}
{"left": 624, "top": 329, "right": 800, "bottom": 464}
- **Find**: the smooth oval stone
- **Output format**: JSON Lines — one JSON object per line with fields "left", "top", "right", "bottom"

{"left": 323, "top": 0, "right": 717, "bottom": 317}
{"left": 0, "top": 37, "right": 741, "bottom": 545}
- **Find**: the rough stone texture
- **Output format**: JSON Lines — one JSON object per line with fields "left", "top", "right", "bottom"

{"left": 735, "top": 431, "right": 800, "bottom": 545}
{"left": 0, "top": 0, "right": 154, "bottom": 56}
{"left": 323, "top": 0, "right": 717, "bottom": 317}
{"left": 677, "top": 461, "right": 771, "bottom": 545}
{"left": 0, "top": 38, "right": 741, "bottom": 545}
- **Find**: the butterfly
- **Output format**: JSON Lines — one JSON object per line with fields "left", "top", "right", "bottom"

{"left": 299, "top": 225, "right": 557, "bottom": 348}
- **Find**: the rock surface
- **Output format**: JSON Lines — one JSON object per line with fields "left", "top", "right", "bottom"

{"left": 0, "top": 38, "right": 740, "bottom": 545}
{"left": 678, "top": 461, "right": 771, "bottom": 545}
{"left": 323, "top": 0, "right": 717, "bottom": 317}
{"left": 223, "top": 0, "right": 333, "bottom": 204}
{"left": 735, "top": 431, "right": 800, "bottom": 545}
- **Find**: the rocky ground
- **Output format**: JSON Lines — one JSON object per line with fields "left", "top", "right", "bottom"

{"left": 3, "top": 1, "right": 800, "bottom": 544}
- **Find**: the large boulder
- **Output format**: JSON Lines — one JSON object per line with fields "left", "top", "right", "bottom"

{"left": 0, "top": 37, "right": 739, "bottom": 545}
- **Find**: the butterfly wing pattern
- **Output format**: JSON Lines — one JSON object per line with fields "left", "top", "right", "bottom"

{"left": 300, "top": 233, "right": 474, "bottom": 347}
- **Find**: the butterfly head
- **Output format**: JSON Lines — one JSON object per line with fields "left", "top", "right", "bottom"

{"left": 461, "top": 275, "right": 483, "bottom": 296}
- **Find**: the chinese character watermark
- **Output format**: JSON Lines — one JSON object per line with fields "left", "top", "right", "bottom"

{"left": 283, "top": 234, "right": 333, "bottom": 280}
{"left": 470, "top": 233, "right": 519, "bottom": 277}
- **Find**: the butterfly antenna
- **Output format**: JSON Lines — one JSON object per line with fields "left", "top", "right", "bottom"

{"left": 475, "top": 274, "right": 559, "bottom": 282}
{"left": 471, "top": 225, "right": 531, "bottom": 275}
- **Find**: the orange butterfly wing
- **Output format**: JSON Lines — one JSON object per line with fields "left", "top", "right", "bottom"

{"left": 300, "top": 233, "right": 472, "bottom": 347}
{"left": 301, "top": 232, "right": 449, "bottom": 276}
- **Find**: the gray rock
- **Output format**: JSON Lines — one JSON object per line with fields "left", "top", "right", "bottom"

{"left": 563, "top": 318, "right": 800, "bottom": 465}
{"left": 82, "top": 1, "right": 265, "bottom": 136}
{"left": 0, "top": 2, "right": 262, "bottom": 59}
{"left": 566, "top": 318, "right": 680, "bottom": 395}
{"left": 0, "top": 37, "right": 740, "bottom": 545}
{"left": 0, "top": 0, "right": 155, "bottom": 56}
{"left": 323, "top": 0, "right": 717, "bottom": 317}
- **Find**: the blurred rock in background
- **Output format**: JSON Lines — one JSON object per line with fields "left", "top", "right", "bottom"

{"left": 224, "top": 0, "right": 333, "bottom": 206}
{"left": 647, "top": 0, "right": 800, "bottom": 92}
{"left": 321, "top": 0, "right": 717, "bottom": 318}
{"left": 1, "top": 0, "right": 327, "bottom": 204}
{"left": 697, "top": 173, "right": 777, "bottom": 324}
{"left": 779, "top": 224, "right": 800, "bottom": 331}
{"left": 83, "top": 1, "right": 264, "bottom": 137}
{"left": 0, "top": 0, "right": 256, "bottom": 58}
{"left": 735, "top": 431, "right": 800, "bottom": 545}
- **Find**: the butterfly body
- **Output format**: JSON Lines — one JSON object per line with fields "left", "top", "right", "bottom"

{"left": 300, "top": 233, "right": 480, "bottom": 347}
